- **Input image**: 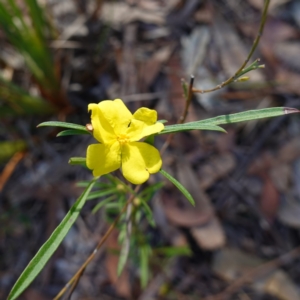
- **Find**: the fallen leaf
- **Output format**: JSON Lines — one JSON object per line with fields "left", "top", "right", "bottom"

{"left": 213, "top": 248, "right": 300, "bottom": 300}
{"left": 259, "top": 173, "right": 280, "bottom": 223}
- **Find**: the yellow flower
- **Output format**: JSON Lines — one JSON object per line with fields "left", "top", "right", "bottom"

{"left": 86, "top": 99, "right": 164, "bottom": 184}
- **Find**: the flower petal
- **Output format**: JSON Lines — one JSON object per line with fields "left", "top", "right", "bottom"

{"left": 98, "top": 99, "right": 132, "bottom": 135}
{"left": 88, "top": 103, "right": 115, "bottom": 143}
{"left": 127, "top": 119, "right": 164, "bottom": 141}
{"left": 121, "top": 142, "right": 162, "bottom": 184}
{"left": 87, "top": 142, "right": 121, "bottom": 177}
{"left": 133, "top": 107, "right": 157, "bottom": 125}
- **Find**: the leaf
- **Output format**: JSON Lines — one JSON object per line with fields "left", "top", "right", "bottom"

{"left": 0, "top": 77, "right": 54, "bottom": 116}
{"left": 56, "top": 129, "right": 90, "bottom": 137}
{"left": 92, "top": 195, "right": 116, "bottom": 214}
{"left": 160, "top": 124, "right": 226, "bottom": 135}
{"left": 159, "top": 169, "right": 195, "bottom": 206}
{"left": 140, "top": 244, "right": 151, "bottom": 288}
{"left": 0, "top": 140, "right": 27, "bottom": 163}
{"left": 195, "top": 107, "right": 299, "bottom": 126}
{"left": 7, "top": 179, "right": 97, "bottom": 300}
{"left": 154, "top": 246, "right": 192, "bottom": 257}
{"left": 117, "top": 200, "right": 133, "bottom": 277}
{"left": 37, "top": 121, "right": 88, "bottom": 132}
{"left": 117, "top": 227, "right": 131, "bottom": 277}
{"left": 141, "top": 201, "right": 156, "bottom": 227}
{"left": 87, "top": 188, "right": 119, "bottom": 200}
{"left": 159, "top": 107, "right": 299, "bottom": 135}
{"left": 68, "top": 157, "right": 87, "bottom": 168}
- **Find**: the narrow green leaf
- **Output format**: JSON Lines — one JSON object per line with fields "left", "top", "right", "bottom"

{"left": 92, "top": 195, "right": 116, "bottom": 214}
{"left": 195, "top": 107, "right": 299, "bottom": 126}
{"left": 117, "top": 225, "right": 131, "bottom": 276}
{"left": 141, "top": 201, "right": 156, "bottom": 227}
{"left": 7, "top": 179, "right": 97, "bottom": 300}
{"left": 68, "top": 157, "right": 87, "bottom": 168}
{"left": 159, "top": 169, "right": 195, "bottom": 206}
{"left": 138, "top": 182, "right": 164, "bottom": 201}
{"left": 140, "top": 244, "right": 151, "bottom": 288}
{"left": 77, "top": 180, "right": 112, "bottom": 189}
{"left": 56, "top": 129, "right": 90, "bottom": 137}
{"left": 160, "top": 124, "right": 226, "bottom": 135}
{"left": 159, "top": 107, "right": 299, "bottom": 135}
{"left": 37, "top": 121, "right": 88, "bottom": 132}
{"left": 154, "top": 246, "right": 192, "bottom": 257}
{"left": 87, "top": 188, "right": 118, "bottom": 200}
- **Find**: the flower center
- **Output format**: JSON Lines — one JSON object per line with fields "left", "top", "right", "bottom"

{"left": 117, "top": 133, "right": 129, "bottom": 145}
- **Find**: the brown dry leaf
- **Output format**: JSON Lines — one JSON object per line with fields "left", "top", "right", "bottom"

{"left": 101, "top": 2, "right": 165, "bottom": 28}
{"left": 105, "top": 229, "right": 131, "bottom": 298}
{"left": 190, "top": 218, "right": 226, "bottom": 250}
{"left": 247, "top": 152, "right": 275, "bottom": 175}
{"left": 259, "top": 173, "right": 280, "bottom": 223}
{"left": 164, "top": 53, "right": 185, "bottom": 119}
{"left": 162, "top": 196, "right": 213, "bottom": 227}
{"left": 199, "top": 153, "right": 236, "bottom": 190}
{"left": 213, "top": 248, "right": 299, "bottom": 300}
{"left": 138, "top": 45, "right": 174, "bottom": 91}
{"left": 177, "top": 159, "right": 225, "bottom": 249}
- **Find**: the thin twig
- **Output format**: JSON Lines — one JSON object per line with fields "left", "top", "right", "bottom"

{"left": 160, "top": 75, "right": 194, "bottom": 156}
{"left": 53, "top": 185, "right": 141, "bottom": 300}
{"left": 0, "top": 151, "right": 26, "bottom": 192}
{"left": 179, "top": 75, "right": 194, "bottom": 124}
{"left": 193, "top": 0, "right": 270, "bottom": 94}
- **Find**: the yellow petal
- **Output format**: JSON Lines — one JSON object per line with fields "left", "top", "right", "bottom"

{"left": 133, "top": 107, "right": 157, "bottom": 125}
{"left": 121, "top": 142, "right": 162, "bottom": 184}
{"left": 86, "top": 142, "right": 121, "bottom": 177}
{"left": 127, "top": 119, "right": 164, "bottom": 141}
{"left": 98, "top": 99, "right": 132, "bottom": 135}
{"left": 88, "top": 103, "right": 115, "bottom": 143}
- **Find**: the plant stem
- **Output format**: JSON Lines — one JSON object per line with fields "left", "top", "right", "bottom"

{"left": 193, "top": 0, "right": 270, "bottom": 94}
{"left": 160, "top": 75, "right": 194, "bottom": 155}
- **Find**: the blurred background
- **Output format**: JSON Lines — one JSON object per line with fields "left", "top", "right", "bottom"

{"left": 1, "top": 0, "right": 300, "bottom": 299}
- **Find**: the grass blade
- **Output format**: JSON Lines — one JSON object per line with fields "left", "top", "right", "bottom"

{"left": 7, "top": 179, "right": 97, "bottom": 300}
{"left": 196, "top": 107, "right": 299, "bottom": 126}
{"left": 159, "top": 169, "right": 195, "bottom": 206}
{"left": 56, "top": 129, "right": 90, "bottom": 137}
{"left": 160, "top": 124, "right": 226, "bottom": 135}
{"left": 37, "top": 121, "right": 88, "bottom": 132}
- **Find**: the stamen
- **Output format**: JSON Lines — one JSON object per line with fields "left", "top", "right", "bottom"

{"left": 117, "top": 134, "right": 129, "bottom": 145}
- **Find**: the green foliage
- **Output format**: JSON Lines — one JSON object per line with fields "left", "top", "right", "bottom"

{"left": 0, "top": 77, "right": 54, "bottom": 116}
{"left": 57, "top": 129, "right": 90, "bottom": 137}
{"left": 161, "top": 107, "right": 299, "bottom": 135}
{"left": 7, "top": 179, "right": 97, "bottom": 300}
{"left": 0, "top": 0, "right": 59, "bottom": 92}
{"left": 160, "top": 169, "right": 195, "bottom": 206}
{"left": 37, "top": 121, "right": 89, "bottom": 132}
{"left": 0, "top": 140, "right": 26, "bottom": 163}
